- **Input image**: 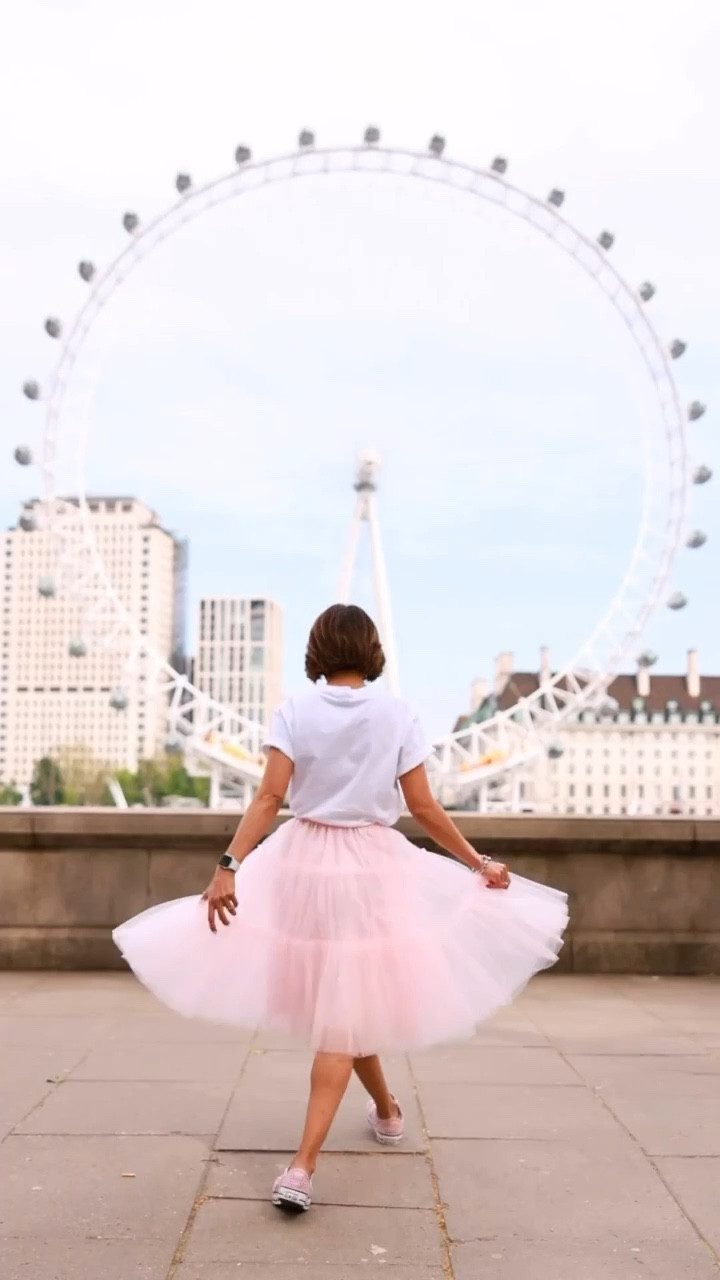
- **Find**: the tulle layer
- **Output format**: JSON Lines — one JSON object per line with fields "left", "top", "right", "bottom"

{"left": 113, "top": 819, "right": 569, "bottom": 1055}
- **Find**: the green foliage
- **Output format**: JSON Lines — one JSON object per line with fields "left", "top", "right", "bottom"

{"left": 26, "top": 750, "right": 209, "bottom": 807}
{"left": 0, "top": 782, "right": 22, "bottom": 806}
{"left": 30, "top": 756, "right": 65, "bottom": 806}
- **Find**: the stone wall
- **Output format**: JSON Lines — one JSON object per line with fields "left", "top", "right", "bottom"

{"left": 1, "top": 809, "right": 719, "bottom": 972}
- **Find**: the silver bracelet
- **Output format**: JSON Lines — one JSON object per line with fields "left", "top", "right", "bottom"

{"left": 472, "top": 855, "right": 492, "bottom": 875}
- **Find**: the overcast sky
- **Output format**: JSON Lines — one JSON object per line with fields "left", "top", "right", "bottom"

{"left": 1, "top": 0, "right": 718, "bottom": 736}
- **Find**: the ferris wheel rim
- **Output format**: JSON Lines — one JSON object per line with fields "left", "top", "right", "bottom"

{"left": 26, "top": 139, "right": 696, "bottom": 785}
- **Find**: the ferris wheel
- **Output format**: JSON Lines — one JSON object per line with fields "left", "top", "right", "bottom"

{"left": 15, "top": 128, "right": 711, "bottom": 800}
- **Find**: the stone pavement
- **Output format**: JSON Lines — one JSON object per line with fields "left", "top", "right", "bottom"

{"left": 1, "top": 974, "right": 719, "bottom": 1280}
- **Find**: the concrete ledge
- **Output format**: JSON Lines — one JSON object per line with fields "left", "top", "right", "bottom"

{"left": 1, "top": 810, "right": 719, "bottom": 972}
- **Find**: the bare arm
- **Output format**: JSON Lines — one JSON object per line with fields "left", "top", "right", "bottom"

{"left": 203, "top": 748, "right": 294, "bottom": 931}
{"left": 399, "top": 764, "right": 510, "bottom": 888}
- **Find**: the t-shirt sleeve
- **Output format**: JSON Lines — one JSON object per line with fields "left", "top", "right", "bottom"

{"left": 263, "top": 701, "right": 294, "bottom": 762}
{"left": 397, "top": 707, "right": 434, "bottom": 778}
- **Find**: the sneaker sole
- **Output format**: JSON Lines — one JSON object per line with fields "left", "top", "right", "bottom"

{"left": 272, "top": 1187, "right": 311, "bottom": 1212}
{"left": 368, "top": 1122, "right": 404, "bottom": 1146}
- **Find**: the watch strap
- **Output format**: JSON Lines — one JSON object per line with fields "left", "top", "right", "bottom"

{"left": 218, "top": 852, "right": 241, "bottom": 873}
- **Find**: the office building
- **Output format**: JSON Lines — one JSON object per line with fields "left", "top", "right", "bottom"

{"left": 0, "top": 497, "right": 186, "bottom": 788}
{"left": 194, "top": 597, "right": 283, "bottom": 729}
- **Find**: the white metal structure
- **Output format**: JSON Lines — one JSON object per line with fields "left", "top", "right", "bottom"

{"left": 337, "top": 451, "right": 400, "bottom": 697}
{"left": 15, "top": 130, "right": 710, "bottom": 799}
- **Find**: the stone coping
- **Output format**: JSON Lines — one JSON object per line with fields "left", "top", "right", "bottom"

{"left": 0, "top": 807, "right": 718, "bottom": 851}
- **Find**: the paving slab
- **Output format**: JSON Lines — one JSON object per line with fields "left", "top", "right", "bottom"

{"left": 14, "top": 1080, "right": 231, "bottom": 1136}
{"left": 599, "top": 1091, "right": 720, "bottom": 1156}
{"left": 0, "top": 1236, "right": 178, "bottom": 1279}
{"left": 70, "top": 1040, "right": 248, "bottom": 1083}
{"left": 433, "top": 1137, "right": 695, "bottom": 1243}
{"left": 217, "top": 1064, "right": 425, "bottom": 1153}
{"left": 0, "top": 1134, "right": 207, "bottom": 1238}
{"left": 0, "top": 1083, "right": 55, "bottom": 1142}
{"left": 0, "top": 1014, "right": 110, "bottom": 1050}
{"left": 547, "top": 1034, "right": 703, "bottom": 1056}
{"left": 206, "top": 1150, "right": 435, "bottom": 1208}
{"left": 0, "top": 1043, "right": 89, "bottom": 1088}
{"left": 410, "top": 1045, "right": 579, "bottom": 1085}
{"left": 452, "top": 1237, "right": 720, "bottom": 1279}
{"left": 655, "top": 1157, "right": 720, "bottom": 1255}
{"left": 174, "top": 1266, "right": 444, "bottom": 1279}
{"left": 418, "top": 1081, "right": 620, "bottom": 1140}
{"left": 182, "top": 1197, "right": 444, "bottom": 1267}
{"left": 101, "top": 1012, "right": 256, "bottom": 1045}
{"left": 466, "top": 1018, "right": 551, "bottom": 1048}
{"left": 568, "top": 1054, "right": 720, "bottom": 1094}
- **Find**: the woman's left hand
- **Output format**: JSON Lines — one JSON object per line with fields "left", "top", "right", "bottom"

{"left": 483, "top": 860, "right": 511, "bottom": 889}
{"left": 202, "top": 868, "right": 238, "bottom": 932}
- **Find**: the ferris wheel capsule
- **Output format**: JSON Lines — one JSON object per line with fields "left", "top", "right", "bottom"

{"left": 667, "top": 590, "right": 688, "bottom": 610}
{"left": 429, "top": 135, "right": 446, "bottom": 157}
{"left": 14, "top": 445, "right": 32, "bottom": 465}
{"left": 44, "top": 317, "right": 62, "bottom": 339}
{"left": 547, "top": 189, "right": 565, "bottom": 207}
{"left": 298, "top": 130, "right": 315, "bottom": 149}
{"left": 547, "top": 742, "right": 564, "bottom": 759}
{"left": 693, "top": 464, "right": 712, "bottom": 485}
{"left": 122, "top": 212, "right": 140, "bottom": 234}
{"left": 491, "top": 156, "right": 508, "bottom": 174}
{"left": 19, "top": 512, "right": 37, "bottom": 532}
{"left": 364, "top": 126, "right": 380, "bottom": 146}
{"left": 688, "top": 401, "right": 706, "bottom": 421}
{"left": 23, "top": 380, "right": 40, "bottom": 400}
{"left": 637, "top": 649, "right": 658, "bottom": 668}
{"left": 175, "top": 173, "right": 192, "bottom": 194}
{"left": 598, "top": 230, "right": 615, "bottom": 250}
{"left": 68, "top": 637, "right": 87, "bottom": 657}
{"left": 38, "top": 575, "right": 56, "bottom": 598}
{"left": 235, "top": 145, "right": 251, "bottom": 165}
{"left": 686, "top": 530, "right": 707, "bottom": 549}
{"left": 639, "top": 281, "right": 656, "bottom": 302}
{"left": 78, "top": 261, "right": 96, "bottom": 283}
{"left": 670, "top": 339, "right": 687, "bottom": 360}
{"left": 109, "top": 688, "right": 129, "bottom": 711}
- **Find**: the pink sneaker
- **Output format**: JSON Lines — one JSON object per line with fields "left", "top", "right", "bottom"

{"left": 272, "top": 1166, "right": 313, "bottom": 1212}
{"left": 367, "top": 1096, "right": 404, "bottom": 1145}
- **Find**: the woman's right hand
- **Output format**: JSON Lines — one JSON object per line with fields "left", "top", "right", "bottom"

{"left": 482, "top": 860, "right": 511, "bottom": 889}
{"left": 201, "top": 868, "right": 238, "bottom": 932}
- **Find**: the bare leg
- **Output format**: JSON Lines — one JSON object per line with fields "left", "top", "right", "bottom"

{"left": 353, "top": 1054, "right": 399, "bottom": 1120}
{"left": 292, "top": 1052, "right": 354, "bottom": 1175}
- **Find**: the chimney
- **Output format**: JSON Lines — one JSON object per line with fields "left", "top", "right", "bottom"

{"left": 539, "top": 645, "right": 551, "bottom": 684}
{"left": 687, "top": 648, "right": 700, "bottom": 699}
{"left": 637, "top": 666, "right": 650, "bottom": 697}
{"left": 494, "top": 651, "right": 514, "bottom": 697}
{"left": 470, "top": 678, "right": 488, "bottom": 714}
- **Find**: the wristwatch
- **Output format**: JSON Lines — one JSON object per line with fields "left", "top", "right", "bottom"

{"left": 218, "top": 852, "right": 241, "bottom": 873}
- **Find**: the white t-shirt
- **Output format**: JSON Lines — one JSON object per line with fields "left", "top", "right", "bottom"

{"left": 263, "top": 684, "right": 434, "bottom": 827}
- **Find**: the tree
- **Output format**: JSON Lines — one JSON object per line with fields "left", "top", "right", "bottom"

{"left": 30, "top": 757, "right": 65, "bottom": 806}
{"left": 0, "top": 782, "right": 22, "bottom": 806}
{"left": 56, "top": 745, "right": 112, "bottom": 806}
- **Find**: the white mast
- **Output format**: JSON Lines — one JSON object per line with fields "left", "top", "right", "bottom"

{"left": 336, "top": 451, "right": 400, "bottom": 697}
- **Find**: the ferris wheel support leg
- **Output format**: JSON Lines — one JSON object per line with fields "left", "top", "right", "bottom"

{"left": 366, "top": 495, "right": 400, "bottom": 697}
{"left": 209, "top": 764, "right": 222, "bottom": 811}
{"left": 336, "top": 497, "right": 364, "bottom": 603}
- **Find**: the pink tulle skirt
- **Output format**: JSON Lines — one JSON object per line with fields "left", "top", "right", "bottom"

{"left": 113, "top": 819, "right": 569, "bottom": 1055}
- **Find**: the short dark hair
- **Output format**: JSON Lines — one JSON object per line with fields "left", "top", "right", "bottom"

{"left": 305, "top": 604, "right": 386, "bottom": 683}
